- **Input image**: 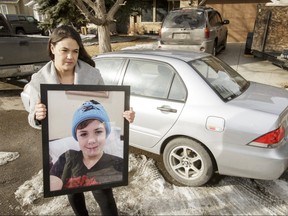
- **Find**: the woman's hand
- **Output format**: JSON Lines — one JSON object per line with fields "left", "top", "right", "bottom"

{"left": 35, "top": 103, "right": 47, "bottom": 121}
{"left": 123, "top": 107, "right": 135, "bottom": 123}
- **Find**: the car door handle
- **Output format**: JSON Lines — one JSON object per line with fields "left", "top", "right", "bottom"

{"left": 157, "top": 105, "right": 177, "bottom": 113}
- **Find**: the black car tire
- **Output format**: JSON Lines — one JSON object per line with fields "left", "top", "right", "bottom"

{"left": 223, "top": 33, "right": 228, "bottom": 50}
{"left": 16, "top": 29, "right": 25, "bottom": 35}
{"left": 163, "top": 137, "right": 214, "bottom": 187}
{"left": 212, "top": 41, "right": 217, "bottom": 56}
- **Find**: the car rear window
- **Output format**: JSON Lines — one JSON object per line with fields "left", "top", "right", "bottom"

{"left": 189, "top": 56, "right": 249, "bottom": 101}
{"left": 162, "top": 10, "right": 205, "bottom": 29}
{"left": 95, "top": 58, "right": 125, "bottom": 85}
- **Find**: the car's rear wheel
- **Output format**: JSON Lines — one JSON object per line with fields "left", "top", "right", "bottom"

{"left": 163, "top": 137, "right": 214, "bottom": 186}
{"left": 212, "top": 41, "right": 217, "bottom": 56}
{"left": 16, "top": 29, "right": 25, "bottom": 35}
{"left": 223, "top": 33, "right": 228, "bottom": 50}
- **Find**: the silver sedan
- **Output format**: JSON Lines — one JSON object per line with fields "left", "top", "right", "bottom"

{"left": 93, "top": 50, "right": 288, "bottom": 187}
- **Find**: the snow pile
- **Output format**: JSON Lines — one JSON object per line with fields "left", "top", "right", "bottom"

{"left": 15, "top": 170, "right": 43, "bottom": 206}
{"left": 14, "top": 154, "right": 288, "bottom": 215}
{"left": 0, "top": 151, "right": 19, "bottom": 165}
{"left": 266, "top": 0, "right": 288, "bottom": 5}
{"left": 14, "top": 154, "right": 167, "bottom": 215}
{"left": 121, "top": 43, "right": 157, "bottom": 50}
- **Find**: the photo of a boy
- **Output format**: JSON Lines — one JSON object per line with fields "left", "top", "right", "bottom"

{"left": 49, "top": 100, "right": 123, "bottom": 191}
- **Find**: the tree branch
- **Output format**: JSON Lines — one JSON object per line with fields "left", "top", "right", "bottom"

{"left": 74, "top": 0, "right": 105, "bottom": 25}
{"left": 107, "top": 0, "right": 126, "bottom": 21}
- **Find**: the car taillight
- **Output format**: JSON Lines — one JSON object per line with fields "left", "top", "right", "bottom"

{"left": 253, "top": 126, "right": 285, "bottom": 145}
{"left": 204, "top": 27, "right": 210, "bottom": 39}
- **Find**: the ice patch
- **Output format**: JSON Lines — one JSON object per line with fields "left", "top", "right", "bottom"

{"left": 15, "top": 170, "right": 44, "bottom": 206}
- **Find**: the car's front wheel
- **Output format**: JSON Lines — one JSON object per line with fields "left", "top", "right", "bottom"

{"left": 163, "top": 137, "right": 214, "bottom": 186}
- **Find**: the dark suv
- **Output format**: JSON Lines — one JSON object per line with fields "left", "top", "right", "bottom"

{"left": 159, "top": 7, "right": 229, "bottom": 55}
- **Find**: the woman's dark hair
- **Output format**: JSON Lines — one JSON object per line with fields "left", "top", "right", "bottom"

{"left": 48, "top": 25, "right": 95, "bottom": 67}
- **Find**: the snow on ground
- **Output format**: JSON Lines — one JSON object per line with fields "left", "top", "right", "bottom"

{"left": 13, "top": 153, "right": 288, "bottom": 215}
{"left": 0, "top": 151, "right": 19, "bottom": 166}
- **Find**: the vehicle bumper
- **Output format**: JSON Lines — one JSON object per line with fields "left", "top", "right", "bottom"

{"left": 0, "top": 62, "right": 46, "bottom": 79}
{"left": 158, "top": 40, "right": 214, "bottom": 54}
{"left": 217, "top": 142, "right": 288, "bottom": 180}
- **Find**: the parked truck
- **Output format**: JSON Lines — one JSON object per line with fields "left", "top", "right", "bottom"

{"left": 0, "top": 13, "right": 49, "bottom": 80}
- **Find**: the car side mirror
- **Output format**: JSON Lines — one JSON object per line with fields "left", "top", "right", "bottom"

{"left": 223, "top": 20, "right": 230, "bottom": 25}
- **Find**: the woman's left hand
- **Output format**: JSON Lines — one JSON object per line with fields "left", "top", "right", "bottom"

{"left": 123, "top": 107, "right": 135, "bottom": 123}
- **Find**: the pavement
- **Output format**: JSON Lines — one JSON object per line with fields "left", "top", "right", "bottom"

{"left": 216, "top": 42, "right": 288, "bottom": 89}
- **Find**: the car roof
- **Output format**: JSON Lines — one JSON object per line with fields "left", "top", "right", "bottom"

{"left": 96, "top": 49, "right": 210, "bottom": 62}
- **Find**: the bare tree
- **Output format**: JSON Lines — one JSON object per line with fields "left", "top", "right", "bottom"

{"left": 74, "top": 0, "right": 126, "bottom": 53}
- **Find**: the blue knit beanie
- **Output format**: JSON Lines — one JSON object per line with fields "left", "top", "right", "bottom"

{"left": 72, "top": 100, "right": 111, "bottom": 140}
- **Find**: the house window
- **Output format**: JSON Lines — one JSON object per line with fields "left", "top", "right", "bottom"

{"left": 168, "top": 1, "right": 180, "bottom": 10}
{"left": 141, "top": 0, "right": 168, "bottom": 23}
{"left": 141, "top": 0, "right": 153, "bottom": 22}
{"left": 156, "top": 0, "right": 168, "bottom": 22}
{"left": 0, "top": 4, "right": 8, "bottom": 14}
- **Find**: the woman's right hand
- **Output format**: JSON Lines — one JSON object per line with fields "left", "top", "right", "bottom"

{"left": 35, "top": 103, "right": 47, "bottom": 121}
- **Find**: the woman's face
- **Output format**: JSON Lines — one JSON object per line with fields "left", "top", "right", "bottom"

{"left": 50, "top": 37, "right": 79, "bottom": 73}
{"left": 76, "top": 119, "right": 106, "bottom": 158}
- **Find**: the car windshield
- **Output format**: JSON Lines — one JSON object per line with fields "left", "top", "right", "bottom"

{"left": 163, "top": 10, "right": 205, "bottom": 29}
{"left": 189, "top": 56, "right": 249, "bottom": 101}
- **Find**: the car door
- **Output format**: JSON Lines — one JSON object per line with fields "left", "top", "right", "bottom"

{"left": 122, "top": 59, "right": 186, "bottom": 149}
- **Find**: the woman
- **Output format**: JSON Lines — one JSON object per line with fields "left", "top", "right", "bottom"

{"left": 50, "top": 100, "right": 124, "bottom": 191}
{"left": 26, "top": 25, "right": 135, "bottom": 216}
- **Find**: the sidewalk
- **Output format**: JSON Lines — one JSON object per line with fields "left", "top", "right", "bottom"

{"left": 217, "top": 43, "right": 288, "bottom": 89}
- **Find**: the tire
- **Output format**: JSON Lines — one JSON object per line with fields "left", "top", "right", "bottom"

{"left": 16, "top": 29, "right": 25, "bottom": 35}
{"left": 212, "top": 41, "right": 217, "bottom": 56}
{"left": 244, "top": 32, "right": 253, "bottom": 55}
{"left": 163, "top": 137, "right": 214, "bottom": 187}
{"left": 223, "top": 33, "right": 228, "bottom": 51}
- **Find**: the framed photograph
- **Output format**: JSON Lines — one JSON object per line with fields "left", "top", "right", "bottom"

{"left": 40, "top": 84, "right": 130, "bottom": 198}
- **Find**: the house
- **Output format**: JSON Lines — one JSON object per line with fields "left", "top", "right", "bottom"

{"left": 128, "top": 0, "right": 271, "bottom": 42}
{"left": 2, "top": 0, "right": 273, "bottom": 43}
{"left": 0, "top": 0, "right": 33, "bottom": 16}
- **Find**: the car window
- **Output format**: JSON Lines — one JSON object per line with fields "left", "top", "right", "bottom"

{"left": 0, "top": 18, "right": 10, "bottom": 35}
{"left": 190, "top": 56, "right": 249, "bottom": 101}
{"left": 168, "top": 74, "right": 187, "bottom": 101}
{"left": 123, "top": 60, "right": 175, "bottom": 99}
{"left": 95, "top": 58, "right": 125, "bottom": 85}
{"left": 18, "top": 16, "right": 26, "bottom": 22}
{"left": 6, "top": 15, "right": 18, "bottom": 21}
{"left": 208, "top": 11, "right": 223, "bottom": 27}
{"left": 163, "top": 11, "right": 205, "bottom": 29}
{"left": 26, "top": 16, "right": 36, "bottom": 23}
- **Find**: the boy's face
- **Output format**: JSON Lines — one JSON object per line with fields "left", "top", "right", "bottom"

{"left": 76, "top": 119, "right": 106, "bottom": 158}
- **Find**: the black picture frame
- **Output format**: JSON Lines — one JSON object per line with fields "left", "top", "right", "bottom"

{"left": 41, "top": 84, "right": 130, "bottom": 198}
